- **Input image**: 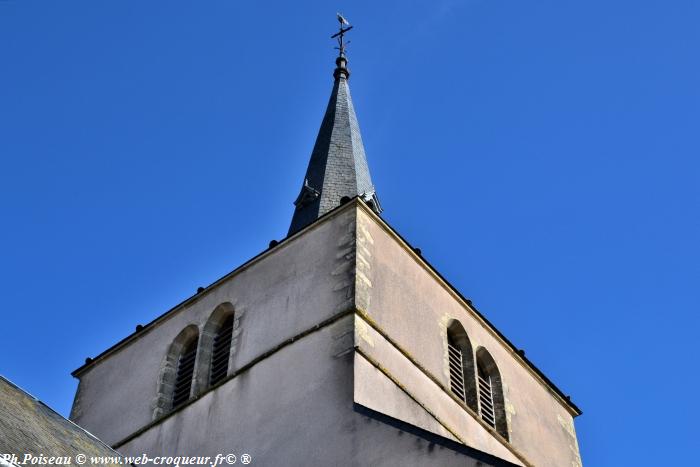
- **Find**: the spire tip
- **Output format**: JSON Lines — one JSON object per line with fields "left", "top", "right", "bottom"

{"left": 331, "top": 14, "right": 353, "bottom": 79}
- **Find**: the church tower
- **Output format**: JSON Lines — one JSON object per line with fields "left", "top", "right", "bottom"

{"left": 70, "top": 20, "right": 582, "bottom": 467}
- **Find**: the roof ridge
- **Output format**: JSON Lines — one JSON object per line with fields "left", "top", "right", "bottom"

{"left": 0, "top": 375, "right": 124, "bottom": 456}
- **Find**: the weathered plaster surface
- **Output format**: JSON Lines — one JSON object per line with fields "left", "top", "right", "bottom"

{"left": 118, "top": 316, "right": 356, "bottom": 464}
{"left": 72, "top": 207, "right": 357, "bottom": 445}
{"left": 355, "top": 205, "right": 582, "bottom": 466}
{"left": 353, "top": 316, "right": 523, "bottom": 465}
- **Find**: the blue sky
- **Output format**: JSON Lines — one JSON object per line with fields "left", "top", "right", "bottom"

{"left": 1, "top": 1, "right": 698, "bottom": 465}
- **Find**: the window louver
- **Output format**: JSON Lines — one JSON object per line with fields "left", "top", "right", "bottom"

{"left": 209, "top": 315, "right": 234, "bottom": 386}
{"left": 478, "top": 367, "right": 496, "bottom": 429}
{"left": 448, "top": 341, "right": 467, "bottom": 403}
{"left": 172, "top": 340, "right": 197, "bottom": 409}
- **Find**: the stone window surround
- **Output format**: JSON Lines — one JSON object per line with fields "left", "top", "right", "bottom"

{"left": 152, "top": 302, "right": 240, "bottom": 420}
{"left": 446, "top": 319, "right": 510, "bottom": 442}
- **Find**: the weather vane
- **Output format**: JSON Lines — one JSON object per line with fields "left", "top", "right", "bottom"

{"left": 331, "top": 13, "right": 353, "bottom": 57}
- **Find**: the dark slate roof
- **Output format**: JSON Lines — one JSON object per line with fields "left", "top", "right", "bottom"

{"left": 288, "top": 55, "right": 381, "bottom": 235}
{"left": 0, "top": 376, "right": 123, "bottom": 466}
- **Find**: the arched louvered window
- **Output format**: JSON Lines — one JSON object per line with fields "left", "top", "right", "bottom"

{"left": 153, "top": 325, "right": 200, "bottom": 420}
{"left": 172, "top": 337, "right": 198, "bottom": 409}
{"left": 477, "top": 362, "right": 496, "bottom": 429}
{"left": 476, "top": 347, "right": 509, "bottom": 440}
{"left": 447, "top": 336, "right": 466, "bottom": 400}
{"left": 446, "top": 321, "right": 478, "bottom": 412}
{"left": 209, "top": 314, "right": 234, "bottom": 386}
{"left": 201, "top": 303, "right": 236, "bottom": 390}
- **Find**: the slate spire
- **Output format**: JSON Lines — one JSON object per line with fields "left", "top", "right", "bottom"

{"left": 288, "top": 31, "right": 381, "bottom": 236}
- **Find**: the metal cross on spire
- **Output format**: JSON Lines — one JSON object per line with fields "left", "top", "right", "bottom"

{"left": 331, "top": 13, "right": 353, "bottom": 57}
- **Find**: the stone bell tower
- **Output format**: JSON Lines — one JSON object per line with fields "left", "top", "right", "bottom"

{"left": 70, "top": 19, "right": 582, "bottom": 467}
